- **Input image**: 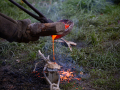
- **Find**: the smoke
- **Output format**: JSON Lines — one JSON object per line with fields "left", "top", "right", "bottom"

{"left": 36, "top": 0, "right": 83, "bottom": 71}
{"left": 35, "top": 1, "right": 64, "bottom": 22}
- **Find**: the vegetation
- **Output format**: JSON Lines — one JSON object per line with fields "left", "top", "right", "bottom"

{"left": 0, "top": 0, "right": 120, "bottom": 90}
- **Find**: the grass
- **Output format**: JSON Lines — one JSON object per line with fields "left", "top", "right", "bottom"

{"left": 0, "top": 0, "right": 120, "bottom": 90}
{"left": 90, "top": 69, "right": 120, "bottom": 90}
{"left": 60, "top": 82, "right": 83, "bottom": 90}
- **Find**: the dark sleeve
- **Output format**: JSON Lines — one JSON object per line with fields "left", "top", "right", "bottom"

{"left": 0, "top": 12, "right": 39, "bottom": 43}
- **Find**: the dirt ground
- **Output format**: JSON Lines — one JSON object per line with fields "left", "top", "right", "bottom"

{"left": 0, "top": 60, "right": 50, "bottom": 90}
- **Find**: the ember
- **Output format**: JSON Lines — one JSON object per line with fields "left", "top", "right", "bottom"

{"left": 59, "top": 69, "right": 74, "bottom": 83}
{"left": 59, "top": 69, "right": 81, "bottom": 83}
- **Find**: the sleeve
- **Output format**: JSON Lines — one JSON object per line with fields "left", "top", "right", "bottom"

{"left": 0, "top": 12, "right": 39, "bottom": 43}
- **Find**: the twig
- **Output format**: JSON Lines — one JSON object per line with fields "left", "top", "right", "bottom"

{"left": 38, "top": 50, "right": 60, "bottom": 69}
{"left": 55, "top": 38, "right": 77, "bottom": 51}
{"left": 38, "top": 50, "right": 50, "bottom": 62}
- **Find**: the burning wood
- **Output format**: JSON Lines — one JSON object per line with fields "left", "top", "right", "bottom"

{"left": 33, "top": 50, "right": 83, "bottom": 90}
{"left": 37, "top": 50, "right": 82, "bottom": 89}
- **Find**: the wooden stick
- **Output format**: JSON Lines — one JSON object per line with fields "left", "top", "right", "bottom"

{"left": 38, "top": 50, "right": 60, "bottom": 69}
{"left": 54, "top": 38, "right": 77, "bottom": 51}
{"left": 42, "top": 22, "right": 65, "bottom": 33}
{"left": 38, "top": 50, "right": 49, "bottom": 62}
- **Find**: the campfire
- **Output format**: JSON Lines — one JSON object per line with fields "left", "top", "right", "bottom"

{"left": 33, "top": 19, "right": 78, "bottom": 90}
{"left": 32, "top": 20, "right": 79, "bottom": 90}
{"left": 34, "top": 49, "right": 82, "bottom": 90}
{"left": 50, "top": 20, "right": 81, "bottom": 85}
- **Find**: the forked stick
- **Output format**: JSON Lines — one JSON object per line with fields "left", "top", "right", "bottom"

{"left": 55, "top": 38, "right": 77, "bottom": 51}
{"left": 38, "top": 50, "right": 50, "bottom": 62}
{"left": 38, "top": 50, "right": 60, "bottom": 69}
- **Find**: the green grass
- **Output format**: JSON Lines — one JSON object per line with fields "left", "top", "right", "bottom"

{"left": 0, "top": 0, "right": 120, "bottom": 90}
{"left": 60, "top": 0, "right": 120, "bottom": 89}
{"left": 90, "top": 69, "right": 120, "bottom": 90}
{"left": 0, "top": 0, "right": 38, "bottom": 22}
{"left": 60, "top": 82, "right": 83, "bottom": 90}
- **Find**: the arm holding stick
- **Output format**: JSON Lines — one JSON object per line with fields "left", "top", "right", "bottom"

{"left": 0, "top": 13, "right": 65, "bottom": 43}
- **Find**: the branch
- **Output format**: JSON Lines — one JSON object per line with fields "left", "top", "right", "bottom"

{"left": 38, "top": 50, "right": 60, "bottom": 69}
{"left": 38, "top": 50, "right": 50, "bottom": 62}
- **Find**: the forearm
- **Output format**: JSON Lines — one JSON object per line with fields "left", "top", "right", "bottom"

{"left": 0, "top": 12, "right": 65, "bottom": 43}
{"left": 0, "top": 12, "right": 18, "bottom": 42}
{"left": 0, "top": 12, "right": 38, "bottom": 43}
